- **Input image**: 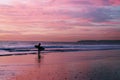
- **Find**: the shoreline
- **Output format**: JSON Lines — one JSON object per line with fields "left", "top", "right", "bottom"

{"left": 0, "top": 50, "right": 120, "bottom": 80}
{"left": 1, "top": 49, "right": 120, "bottom": 57}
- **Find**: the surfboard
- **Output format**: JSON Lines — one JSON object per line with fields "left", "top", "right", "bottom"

{"left": 35, "top": 45, "right": 45, "bottom": 51}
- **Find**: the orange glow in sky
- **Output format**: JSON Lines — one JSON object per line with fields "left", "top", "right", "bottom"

{"left": 0, "top": 0, "right": 120, "bottom": 41}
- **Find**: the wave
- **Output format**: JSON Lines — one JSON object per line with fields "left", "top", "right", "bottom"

{"left": 0, "top": 45, "right": 120, "bottom": 52}
{"left": 0, "top": 46, "right": 120, "bottom": 57}
{"left": 0, "top": 41, "right": 120, "bottom": 57}
{"left": 0, "top": 52, "right": 36, "bottom": 56}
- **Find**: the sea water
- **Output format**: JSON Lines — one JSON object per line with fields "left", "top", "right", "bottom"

{"left": 0, "top": 41, "right": 120, "bottom": 56}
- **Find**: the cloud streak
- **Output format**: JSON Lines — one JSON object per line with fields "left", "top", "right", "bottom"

{"left": 0, "top": 0, "right": 120, "bottom": 41}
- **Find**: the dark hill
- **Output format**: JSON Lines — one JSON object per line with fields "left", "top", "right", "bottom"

{"left": 77, "top": 40, "right": 120, "bottom": 45}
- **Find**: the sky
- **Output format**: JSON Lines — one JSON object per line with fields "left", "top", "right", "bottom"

{"left": 0, "top": 0, "right": 120, "bottom": 42}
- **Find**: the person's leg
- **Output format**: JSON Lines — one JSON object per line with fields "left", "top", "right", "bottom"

{"left": 38, "top": 50, "right": 41, "bottom": 59}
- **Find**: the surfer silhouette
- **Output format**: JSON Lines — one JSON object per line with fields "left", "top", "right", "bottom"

{"left": 35, "top": 43, "right": 45, "bottom": 59}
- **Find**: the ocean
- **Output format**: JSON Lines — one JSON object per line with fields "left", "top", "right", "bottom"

{"left": 0, "top": 41, "right": 120, "bottom": 56}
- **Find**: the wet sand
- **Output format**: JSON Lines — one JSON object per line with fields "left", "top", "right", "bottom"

{"left": 0, "top": 50, "right": 120, "bottom": 80}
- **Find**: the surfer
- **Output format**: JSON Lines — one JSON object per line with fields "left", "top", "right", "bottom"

{"left": 35, "top": 43, "right": 45, "bottom": 59}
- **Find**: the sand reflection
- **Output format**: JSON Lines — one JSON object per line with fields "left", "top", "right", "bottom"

{"left": 0, "top": 50, "right": 120, "bottom": 80}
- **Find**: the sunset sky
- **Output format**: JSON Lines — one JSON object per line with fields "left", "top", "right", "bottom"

{"left": 0, "top": 0, "right": 120, "bottom": 42}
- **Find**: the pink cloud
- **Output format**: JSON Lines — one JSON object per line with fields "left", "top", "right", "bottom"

{"left": 69, "top": 0, "right": 120, "bottom": 6}
{"left": 0, "top": 0, "right": 120, "bottom": 41}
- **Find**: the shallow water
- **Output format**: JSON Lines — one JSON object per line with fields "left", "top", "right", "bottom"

{"left": 0, "top": 50, "right": 120, "bottom": 80}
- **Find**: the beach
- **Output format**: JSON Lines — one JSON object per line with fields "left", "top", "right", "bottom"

{"left": 0, "top": 50, "right": 120, "bottom": 80}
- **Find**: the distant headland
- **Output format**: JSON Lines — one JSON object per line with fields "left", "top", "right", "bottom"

{"left": 77, "top": 40, "right": 120, "bottom": 45}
